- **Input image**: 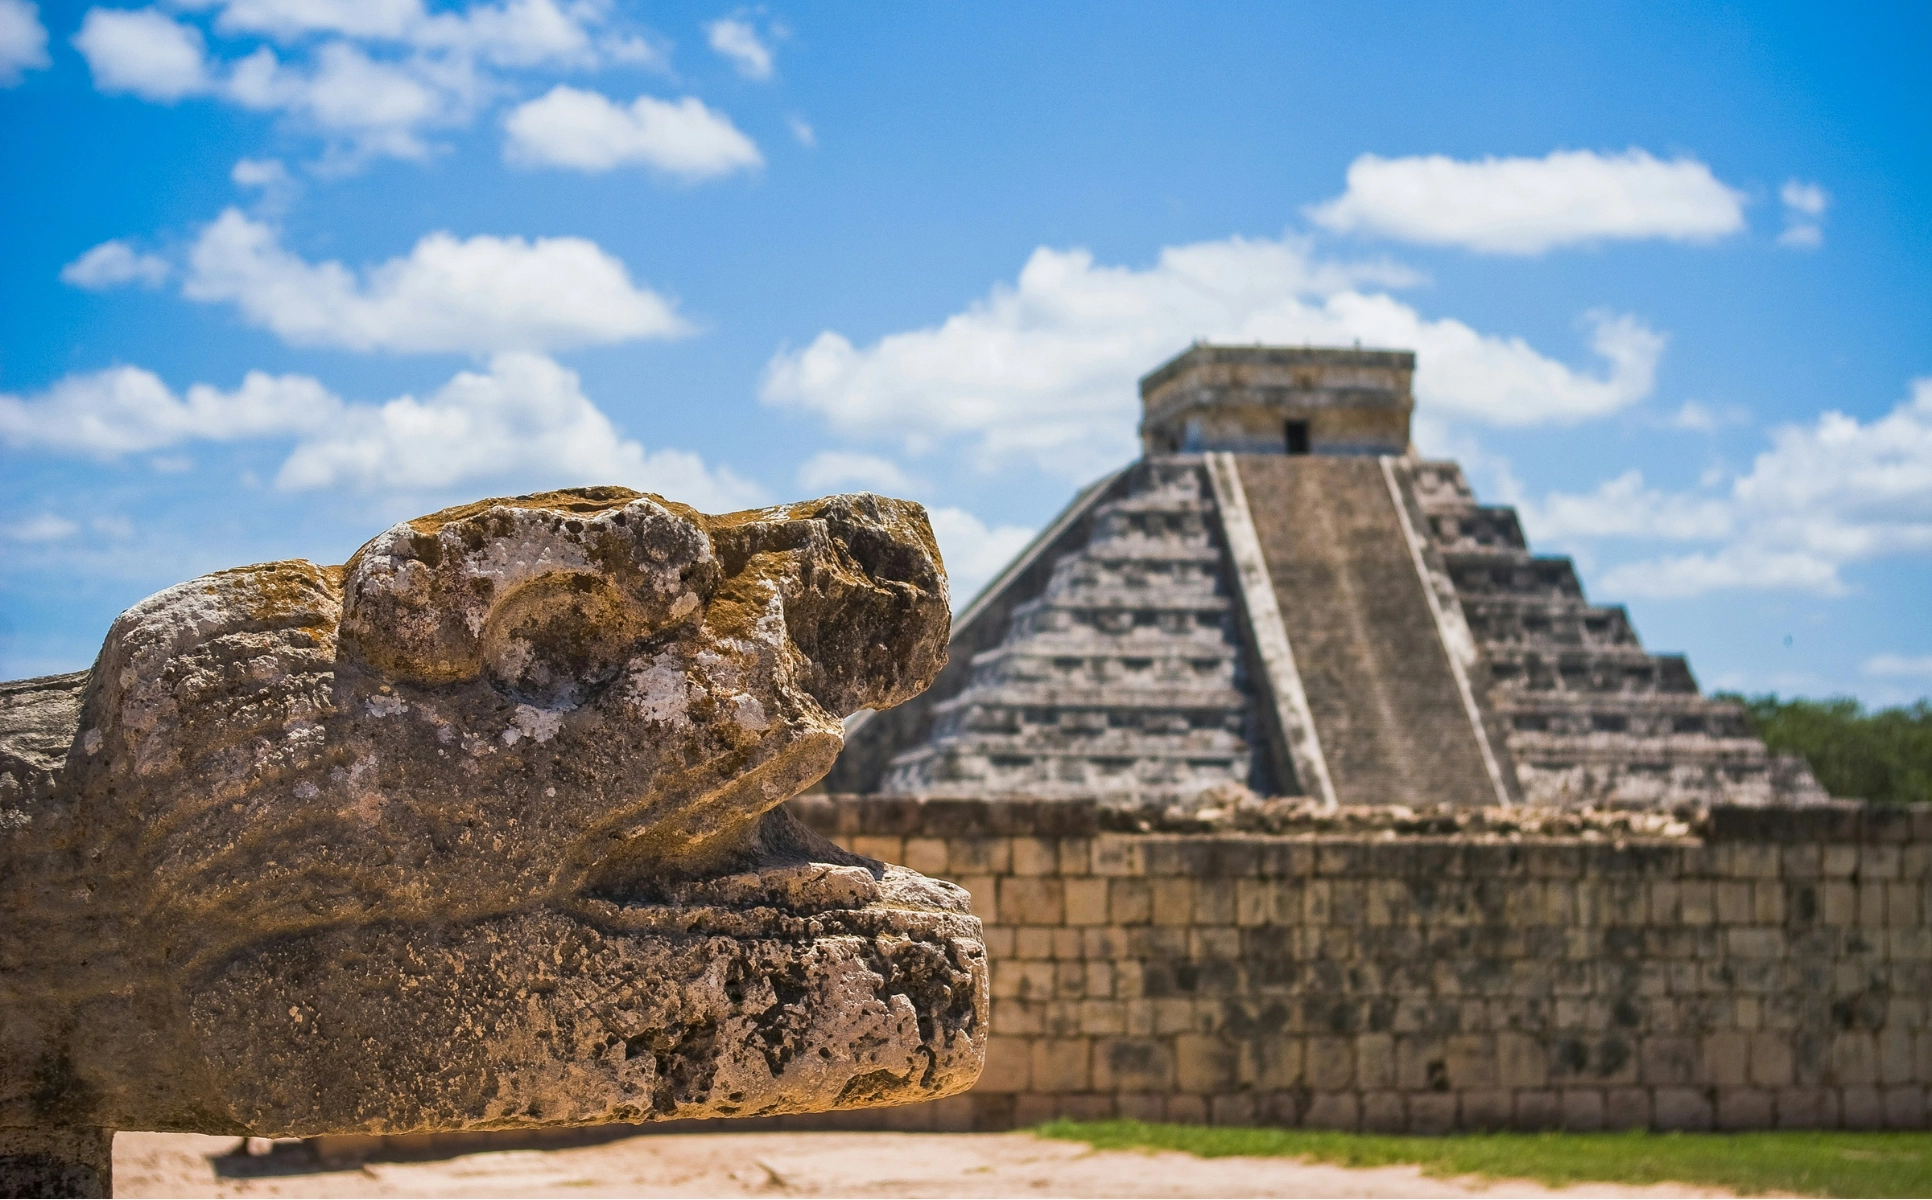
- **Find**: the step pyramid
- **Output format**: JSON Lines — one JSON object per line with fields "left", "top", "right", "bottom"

{"left": 830, "top": 345, "right": 1824, "bottom": 810}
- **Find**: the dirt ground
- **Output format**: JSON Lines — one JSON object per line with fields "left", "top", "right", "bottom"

{"left": 115, "top": 1130, "right": 1747, "bottom": 1199}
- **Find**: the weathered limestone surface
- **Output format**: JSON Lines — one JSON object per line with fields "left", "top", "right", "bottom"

{"left": 0, "top": 487, "right": 986, "bottom": 1196}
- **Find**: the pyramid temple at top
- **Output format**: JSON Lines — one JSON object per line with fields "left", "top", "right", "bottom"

{"left": 829, "top": 343, "right": 1825, "bottom": 810}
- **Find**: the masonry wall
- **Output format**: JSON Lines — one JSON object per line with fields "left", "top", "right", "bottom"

{"left": 790, "top": 796, "right": 1932, "bottom": 1134}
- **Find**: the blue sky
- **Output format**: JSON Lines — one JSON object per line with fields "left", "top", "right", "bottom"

{"left": 2, "top": 0, "right": 1928, "bottom": 706}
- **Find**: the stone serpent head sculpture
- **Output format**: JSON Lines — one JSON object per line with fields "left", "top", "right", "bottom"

{"left": 0, "top": 487, "right": 984, "bottom": 1197}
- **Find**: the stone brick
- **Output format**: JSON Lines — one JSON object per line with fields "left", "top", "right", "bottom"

{"left": 1703, "top": 1031, "right": 1750, "bottom": 1087}
{"left": 1888, "top": 882, "right": 1922, "bottom": 927}
{"left": 849, "top": 835, "right": 904, "bottom": 865}
{"left": 1012, "top": 1095, "right": 1059, "bottom": 1126}
{"left": 1882, "top": 1086, "right": 1925, "bottom": 1129}
{"left": 1717, "top": 1088, "right": 1773, "bottom": 1130}
{"left": 1110, "top": 880, "right": 1152, "bottom": 926}
{"left": 1460, "top": 1089, "right": 1511, "bottom": 1131}
{"left": 951, "top": 836, "right": 1011, "bottom": 874}
{"left": 1052, "top": 927, "right": 1084, "bottom": 961}
{"left": 1863, "top": 845, "right": 1903, "bottom": 881}
{"left": 1560, "top": 1089, "right": 1605, "bottom": 1131}
{"left": 1879, "top": 1026, "right": 1916, "bottom": 1086}
{"left": 1236, "top": 879, "right": 1272, "bottom": 927}
{"left": 1090, "top": 837, "right": 1143, "bottom": 877}
{"left": 1242, "top": 1036, "right": 1303, "bottom": 1090}
{"left": 1361, "top": 1091, "right": 1406, "bottom": 1133}
{"left": 1013, "top": 837, "right": 1059, "bottom": 877}
{"left": 1114, "top": 1093, "right": 1163, "bottom": 1122}
{"left": 1302, "top": 1092, "right": 1360, "bottom": 1130}
{"left": 954, "top": 873, "right": 997, "bottom": 921}
{"left": 901, "top": 837, "right": 949, "bottom": 876}
{"left": 1052, "top": 876, "right": 1106, "bottom": 927}
{"left": 1832, "top": 1033, "right": 1879, "bottom": 1086}
{"left": 1775, "top": 1087, "right": 1837, "bottom": 1128}
{"left": 1093, "top": 1038, "right": 1172, "bottom": 1092}
{"left": 1175, "top": 1034, "right": 1237, "bottom": 1093}
{"left": 1604, "top": 1087, "right": 1650, "bottom": 1130}
{"left": 1193, "top": 880, "right": 1236, "bottom": 926}
{"left": 1641, "top": 1037, "right": 1699, "bottom": 1086}
{"left": 1750, "top": 1032, "right": 1794, "bottom": 1087}
{"left": 979, "top": 1036, "right": 1031, "bottom": 1093}
{"left": 1716, "top": 881, "right": 1753, "bottom": 925}
{"left": 1014, "top": 926, "right": 1054, "bottom": 960}
{"left": 1016, "top": 959, "right": 1056, "bottom": 1001}
{"left": 1654, "top": 1087, "right": 1714, "bottom": 1131}
{"left": 1497, "top": 1033, "right": 1548, "bottom": 1089}
{"left": 1842, "top": 1086, "right": 1884, "bottom": 1129}
{"left": 1163, "top": 1094, "right": 1208, "bottom": 1124}
{"left": 1307, "top": 1036, "right": 1355, "bottom": 1091}
{"left": 1513, "top": 1090, "right": 1560, "bottom": 1130}
{"left": 1407, "top": 1092, "right": 1456, "bottom": 1134}
{"left": 1357, "top": 1034, "right": 1396, "bottom": 1090}
{"left": 1823, "top": 844, "right": 1860, "bottom": 877}
{"left": 1001, "top": 877, "right": 1064, "bottom": 926}
{"left": 1030, "top": 1037, "right": 1091, "bottom": 1093}
{"left": 1151, "top": 878, "right": 1194, "bottom": 927}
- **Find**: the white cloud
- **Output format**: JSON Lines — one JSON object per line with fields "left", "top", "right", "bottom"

{"left": 5, "top": 514, "right": 79, "bottom": 543}
{"left": 0, "top": 354, "right": 761, "bottom": 511}
{"left": 1866, "top": 654, "right": 1932, "bottom": 679}
{"left": 762, "top": 235, "right": 1662, "bottom": 479}
{"left": 796, "top": 450, "right": 915, "bottom": 494}
{"left": 705, "top": 15, "right": 771, "bottom": 80}
{"left": 74, "top": 8, "right": 211, "bottom": 100}
{"left": 0, "top": 363, "right": 339, "bottom": 456}
{"left": 72, "top": 2, "right": 661, "bottom": 164}
{"left": 274, "top": 352, "right": 761, "bottom": 508}
{"left": 60, "top": 240, "right": 172, "bottom": 289}
{"left": 503, "top": 85, "right": 762, "bottom": 179}
{"left": 0, "top": 0, "right": 49, "bottom": 85}
{"left": 181, "top": 208, "right": 688, "bottom": 353}
{"left": 1307, "top": 149, "right": 1747, "bottom": 255}
{"left": 787, "top": 114, "right": 815, "bottom": 147}
{"left": 1535, "top": 378, "right": 1932, "bottom": 598}
{"left": 927, "top": 507, "right": 1036, "bottom": 608}
{"left": 1778, "top": 178, "right": 1829, "bottom": 250}
{"left": 226, "top": 40, "right": 452, "bottom": 161}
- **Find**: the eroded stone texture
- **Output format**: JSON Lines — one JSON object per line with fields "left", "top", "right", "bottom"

{"left": 0, "top": 487, "right": 983, "bottom": 1197}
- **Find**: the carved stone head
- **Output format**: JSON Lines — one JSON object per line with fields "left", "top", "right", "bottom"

{"left": 0, "top": 487, "right": 982, "bottom": 1168}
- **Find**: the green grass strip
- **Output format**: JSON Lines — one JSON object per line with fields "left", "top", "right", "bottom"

{"left": 1035, "top": 1119, "right": 1932, "bottom": 1197}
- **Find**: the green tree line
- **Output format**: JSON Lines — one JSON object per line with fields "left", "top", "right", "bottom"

{"left": 1720, "top": 694, "right": 1932, "bottom": 806}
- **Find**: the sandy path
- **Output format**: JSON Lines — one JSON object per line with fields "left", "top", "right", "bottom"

{"left": 114, "top": 1130, "right": 1741, "bottom": 1199}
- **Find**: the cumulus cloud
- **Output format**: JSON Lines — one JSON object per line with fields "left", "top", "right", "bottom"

{"left": 927, "top": 507, "right": 1037, "bottom": 608}
{"left": 71, "top": 1, "right": 661, "bottom": 164}
{"left": 762, "top": 235, "right": 1662, "bottom": 478}
{"left": 1778, "top": 179, "right": 1829, "bottom": 249}
{"left": 0, "top": 363, "right": 339, "bottom": 456}
{"left": 1529, "top": 378, "right": 1932, "bottom": 598}
{"left": 61, "top": 240, "right": 172, "bottom": 289}
{"left": 181, "top": 208, "right": 688, "bottom": 353}
{"left": 503, "top": 85, "right": 762, "bottom": 178}
{"left": 1866, "top": 654, "right": 1932, "bottom": 679}
{"left": 1306, "top": 149, "right": 1748, "bottom": 255}
{"left": 795, "top": 450, "right": 916, "bottom": 494}
{"left": 705, "top": 15, "right": 772, "bottom": 80}
{"left": 0, "top": 0, "right": 48, "bottom": 85}
{"left": 74, "top": 7, "right": 212, "bottom": 100}
{"left": 274, "top": 353, "right": 760, "bottom": 507}
{"left": 0, "top": 354, "right": 761, "bottom": 510}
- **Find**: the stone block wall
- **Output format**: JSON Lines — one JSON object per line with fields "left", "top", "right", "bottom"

{"left": 789, "top": 796, "right": 1932, "bottom": 1133}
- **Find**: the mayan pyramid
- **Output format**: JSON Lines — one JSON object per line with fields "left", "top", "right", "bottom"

{"left": 829, "top": 344, "right": 1824, "bottom": 810}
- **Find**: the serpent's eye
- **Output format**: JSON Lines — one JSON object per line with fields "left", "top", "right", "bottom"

{"left": 482, "top": 573, "right": 645, "bottom": 708}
